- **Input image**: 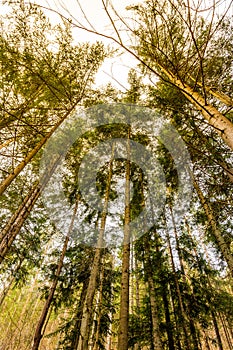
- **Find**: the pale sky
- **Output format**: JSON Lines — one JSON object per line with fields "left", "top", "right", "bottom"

{"left": 32, "top": 0, "right": 139, "bottom": 90}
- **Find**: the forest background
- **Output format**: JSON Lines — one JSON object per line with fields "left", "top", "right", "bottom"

{"left": 0, "top": 0, "right": 233, "bottom": 349}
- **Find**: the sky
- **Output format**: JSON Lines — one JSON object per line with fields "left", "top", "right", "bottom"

{"left": 30, "top": 0, "right": 139, "bottom": 90}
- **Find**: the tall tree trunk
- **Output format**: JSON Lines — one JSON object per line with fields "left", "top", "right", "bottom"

{"left": 32, "top": 199, "right": 78, "bottom": 350}
{"left": 203, "top": 330, "right": 211, "bottom": 350}
{"left": 0, "top": 258, "right": 23, "bottom": 306}
{"left": 212, "top": 311, "right": 224, "bottom": 350}
{"left": 154, "top": 235, "right": 175, "bottom": 350}
{"left": 0, "top": 184, "right": 40, "bottom": 263}
{"left": 156, "top": 62, "right": 233, "bottom": 151}
{"left": 77, "top": 146, "right": 114, "bottom": 350}
{"left": 165, "top": 218, "right": 191, "bottom": 349}
{"left": 0, "top": 103, "right": 77, "bottom": 196}
{"left": 0, "top": 155, "right": 61, "bottom": 263}
{"left": 0, "top": 85, "right": 43, "bottom": 130}
{"left": 92, "top": 260, "right": 104, "bottom": 350}
{"left": 130, "top": 245, "right": 135, "bottom": 315}
{"left": 143, "top": 234, "right": 163, "bottom": 350}
{"left": 118, "top": 128, "right": 131, "bottom": 350}
{"left": 77, "top": 226, "right": 104, "bottom": 350}
{"left": 168, "top": 282, "right": 182, "bottom": 350}
{"left": 170, "top": 205, "right": 200, "bottom": 350}
{"left": 134, "top": 254, "right": 141, "bottom": 350}
{"left": 71, "top": 279, "right": 90, "bottom": 350}
{"left": 219, "top": 313, "right": 233, "bottom": 350}
{"left": 186, "top": 220, "right": 229, "bottom": 350}
{"left": 192, "top": 176, "right": 233, "bottom": 276}
{"left": 161, "top": 283, "right": 175, "bottom": 350}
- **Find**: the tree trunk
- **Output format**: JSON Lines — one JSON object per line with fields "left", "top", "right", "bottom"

{"left": 118, "top": 128, "right": 131, "bottom": 350}
{"left": 161, "top": 283, "right": 175, "bottom": 350}
{"left": 219, "top": 313, "right": 233, "bottom": 350}
{"left": 156, "top": 62, "right": 233, "bottom": 151}
{"left": 203, "top": 330, "right": 211, "bottom": 350}
{"left": 168, "top": 282, "right": 182, "bottom": 350}
{"left": 0, "top": 258, "right": 23, "bottom": 306}
{"left": 134, "top": 255, "right": 141, "bottom": 350}
{"left": 77, "top": 146, "right": 114, "bottom": 350}
{"left": 0, "top": 85, "right": 43, "bottom": 130}
{"left": 212, "top": 311, "right": 224, "bottom": 350}
{"left": 165, "top": 218, "right": 191, "bottom": 349}
{"left": 170, "top": 205, "right": 200, "bottom": 350}
{"left": 32, "top": 200, "right": 78, "bottom": 350}
{"left": 155, "top": 231, "right": 175, "bottom": 350}
{"left": 0, "top": 185, "right": 40, "bottom": 263}
{"left": 188, "top": 77, "right": 233, "bottom": 107}
{"left": 71, "top": 279, "right": 90, "bottom": 350}
{"left": 143, "top": 235, "right": 163, "bottom": 350}
{"left": 0, "top": 103, "right": 77, "bottom": 196}
{"left": 92, "top": 261, "right": 104, "bottom": 350}
{"left": 192, "top": 176, "right": 233, "bottom": 276}
{"left": 0, "top": 155, "right": 61, "bottom": 263}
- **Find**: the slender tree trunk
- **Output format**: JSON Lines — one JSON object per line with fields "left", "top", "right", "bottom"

{"left": 0, "top": 85, "right": 43, "bottom": 130}
{"left": 134, "top": 255, "right": 140, "bottom": 350}
{"left": 192, "top": 177, "right": 233, "bottom": 276}
{"left": 118, "top": 128, "right": 131, "bottom": 350}
{"left": 143, "top": 235, "right": 163, "bottom": 350}
{"left": 155, "top": 232, "right": 175, "bottom": 350}
{"left": 203, "top": 330, "right": 211, "bottom": 350}
{"left": 32, "top": 200, "right": 78, "bottom": 350}
{"left": 170, "top": 205, "right": 200, "bottom": 350}
{"left": 77, "top": 232, "right": 104, "bottom": 350}
{"left": 0, "top": 185, "right": 40, "bottom": 263}
{"left": 168, "top": 282, "right": 182, "bottom": 350}
{"left": 0, "top": 258, "right": 23, "bottom": 306}
{"left": 130, "top": 245, "right": 134, "bottom": 315}
{"left": 219, "top": 313, "right": 233, "bottom": 350}
{"left": 212, "top": 311, "right": 224, "bottom": 350}
{"left": 93, "top": 261, "right": 104, "bottom": 350}
{"left": 0, "top": 104, "right": 77, "bottom": 196}
{"left": 77, "top": 147, "right": 114, "bottom": 350}
{"left": 188, "top": 222, "right": 229, "bottom": 350}
{"left": 0, "top": 155, "right": 61, "bottom": 263}
{"left": 165, "top": 218, "right": 191, "bottom": 349}
{"left": 161, "top": 283, "right": 175, "bottom": 350}
{"left": 71, "top": 279, "right": 90, "bottom": 350}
